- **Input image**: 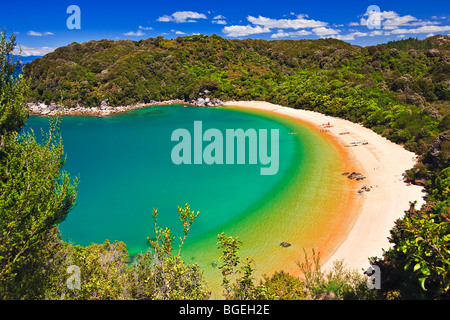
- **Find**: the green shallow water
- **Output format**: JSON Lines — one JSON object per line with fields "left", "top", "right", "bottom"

{"left": 25, "top": 105, "right": 305, "bottom": 255}
{"left": 181, "top": 107, "right": 350, "bottom": 295}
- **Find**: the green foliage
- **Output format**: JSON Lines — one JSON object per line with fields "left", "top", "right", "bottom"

{"left": 376, "top": 201, "right": 450, "bottom": 299}
{"left": 127, "top": 205, "right": 210, "bottom": 300}
{"left": 48, "top": 240, "right": 131, "bottom": 300}
{"left": 217, "top": 232, "right": 269, "bottom": 300}
{"left": 258, "top": 271, "right": 308, "bottom": 300}
{"left": 0, "top": 126, "right": 78, "bottom": 298}
{"left": 0, "top": 31, "right": 28, "bottom": 136}
{"left": 432, "top": 167, "right": 450, "bottom": 200}
{"left": 0, "top": 30, "right": 78, "bottom": 299}
{"left": 296, "top": 249, "right": 377, "bottom": 300}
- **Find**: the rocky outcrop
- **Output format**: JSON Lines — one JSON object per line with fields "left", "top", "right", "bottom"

{"left": 280, "top": 242, "right": 291, "bottom": 248}
{"left": 189, "top": 97, "right": 224, "bottom": 107}
{"left": 357, "top": 184, "right": 373, "bottom": 195}
{"left": 429, "top": 130, "right": 450, "bottom": 158}
{"left": 346, "top": 172, "right": 366, "bottom": 181}
{"left": 26, "top": 98, "right": 225, "bottom": 117}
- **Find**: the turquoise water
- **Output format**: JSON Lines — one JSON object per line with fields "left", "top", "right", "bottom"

{"left": 25, "top": 105, "right": 303, "bottom": 256}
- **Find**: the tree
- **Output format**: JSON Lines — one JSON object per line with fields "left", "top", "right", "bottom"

{"left": 0, "top": 30, "right": 78, "bottom": 299}
{"left": 374, "top": 201, "right": 450, "bottom": 299}
{"left": 0, "top": 31, "right": 28, "bottom": 141}
{"left": 217, "top": 232, "right": 268, "bottom": 300}
{"left": 128, "top": 205, "right": 210, "bottom": 300}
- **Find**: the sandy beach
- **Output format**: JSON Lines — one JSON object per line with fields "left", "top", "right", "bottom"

{"left": 224, "top": 100, "right": 427, "bottom": 272}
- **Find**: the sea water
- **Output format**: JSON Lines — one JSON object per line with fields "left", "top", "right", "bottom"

{"left": 25, "top": 105, "right": 301, "bottom": 255}
{"left": 25, "top": 104, "right": 351, "bottom": 293}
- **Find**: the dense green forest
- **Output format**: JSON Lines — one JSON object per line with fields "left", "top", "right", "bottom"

{"left": 1, "top": 32, "right": 449, "bottom": 299}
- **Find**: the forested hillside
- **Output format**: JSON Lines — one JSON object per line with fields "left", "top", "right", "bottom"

{"left": 15, "top": 34, "right": 450, "bottom": 299}
{"left": 24, "top": 34, "right": 449, "bottom": 149}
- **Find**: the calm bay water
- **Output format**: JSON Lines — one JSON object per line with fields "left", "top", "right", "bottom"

{"left": 25, "top": 105, "right": 304, "bottom": 256}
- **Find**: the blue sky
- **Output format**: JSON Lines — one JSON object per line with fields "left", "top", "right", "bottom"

{"left": 1, "top": 0, "right": 449, "bottom": 56}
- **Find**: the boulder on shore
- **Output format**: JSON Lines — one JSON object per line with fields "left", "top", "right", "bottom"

{"left": 347, "top": 172, "right": 366, "bottom": 181}
{"left": 280, "top": 242, "right": 291, "bottom": 248}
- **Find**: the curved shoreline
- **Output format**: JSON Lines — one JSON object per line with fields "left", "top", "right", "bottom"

{"left": 224, "top": 101, "right": 427, "bottom": 272}
{"left": 29, "top": 98, "right": 428, "bottom": 275}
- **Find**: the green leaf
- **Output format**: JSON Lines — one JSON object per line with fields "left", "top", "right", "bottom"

{"left": 419, "top": 277, "right": 428, "bottom": 291}
{"left": 413, "top": 263, "right": 421, "bottom": 272}
{"left": 421, "top": 266, "right": 431, "bottom": 276}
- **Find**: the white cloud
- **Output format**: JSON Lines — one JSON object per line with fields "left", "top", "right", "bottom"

{"left": 123, "top": 30, "right": 145, "bottom": 36}
{"left": 380, "top": 11, "right": 417, "bottom": 30}
{"left": 213, "top": 15, "right": 226, "bottom": 20}
{"left": 222, "top": 13, "right": 339, "bottom": 39}
{"left": 13, "top": 45, "right": 55, "bottom": 56}
{"left": 175, "top": 31, "right": 186, "bottom": 35}
{"left": 312, "top": 27, "right": 339, "bottom": 36}
{"left": 389, "top": 25, "right": 450, "bottom": 34}
{"left": 157, "top": 11, "right": 207, "bottom": 23}
{"left": 157, "top": 15, "right": 172, "bottom": 22}
{"left": 138, "top": 26, "right": 153, "bottom": 30}
{"left": 27, "top": 30, "right": 53, "bottom": 36}
{"left": 270, "top": 31, "right": 290, "bottom": 39}
{"left": 271, "top": 29, "right": 312, "bottom": 38}
{"left": 213, "top": 20, "right": 227, "bottom": 25}
{"left": 334, "top": 31, "right": 368, "bottom": 41}
{"left": 360, "top": 10, "right": 442, "bottom": 31}
{"left": 220, "top": 10, "right": 450, "bottom": 41}
{"left": 247, "top": 15, "right": 327, "bottom": 29}
{"left": 369, "top": 30, "right": 384, "bottom": 36}
{"left": 222, "top": 25, "right": 271, "bottom": 37}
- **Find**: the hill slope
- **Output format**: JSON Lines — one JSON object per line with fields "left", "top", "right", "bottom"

{"left": 22, "top": 34, "right": 450, "bottom": 298}
{"left": 24, "top": 35, "right": 449, "bottom": 150}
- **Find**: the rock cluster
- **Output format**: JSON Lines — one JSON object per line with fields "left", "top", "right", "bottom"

{"left": 190, "top": 97, "right": 224, "bottom": 107}
{"left": 344, "top": 172, "right": 366, "bottom": 181}
{"left": 357, "top": 184, "right": 372, "bottom": 195}
{"left": 26, "top": 98, "right": 225, "bottom": 117}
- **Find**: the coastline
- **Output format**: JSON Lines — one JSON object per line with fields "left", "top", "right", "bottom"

{"left": 29, "top": 98, "right": 428, "bottom": 277}
{"left": 224, "top": 100, "right": 427, "bottom": 272}
{"left": 25, "top": 97, "right": 225, "bottom": 117}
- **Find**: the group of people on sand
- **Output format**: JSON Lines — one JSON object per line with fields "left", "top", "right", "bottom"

{"left": 319, "top": 122, "right": 333, "bottom": 133}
